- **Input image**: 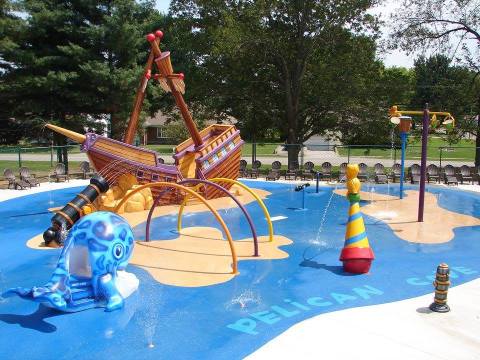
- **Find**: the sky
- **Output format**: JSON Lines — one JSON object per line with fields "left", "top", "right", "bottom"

{"left": 156, "top": 0, "right": 170, "bottom": 14}
{"left": 154, "top": 0, "right": 414, "bottom": 68}
{"left": 368, "top": 0, "right": 415, "bottom": 68}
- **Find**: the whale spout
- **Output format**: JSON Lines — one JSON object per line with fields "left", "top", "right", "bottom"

{"left": 45, "top": 123, "right": 86, "bottom": 144}
{"left": 3, "top": 212, "right": 138, "bottom": 312}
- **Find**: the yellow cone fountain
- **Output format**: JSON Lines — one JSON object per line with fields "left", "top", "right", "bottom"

{"left": 339, "top": 164, "right": 374, "bottom": 273}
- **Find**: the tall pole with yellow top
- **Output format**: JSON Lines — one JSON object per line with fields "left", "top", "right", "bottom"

{"left": 339, "top": 164, "right": 374, "bottom": 274}
{"left": 388, "top": 105, "right": 455, "bottom": 221}
{"left": 389, "top": 107, "right": 412, "bottom": 199}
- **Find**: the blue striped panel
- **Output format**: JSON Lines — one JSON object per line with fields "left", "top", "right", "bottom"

{"left": 345, "top": 231, "right": 367, "bottom": 246}
{"left": 348, "top": 212, "right": 362, "bottom": 223}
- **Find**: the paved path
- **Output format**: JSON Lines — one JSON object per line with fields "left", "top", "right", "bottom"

{"left": 0, "top": 153, "right": 89, "bottom": 162}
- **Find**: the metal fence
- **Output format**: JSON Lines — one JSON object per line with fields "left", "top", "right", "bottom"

{"left": 0, "top": 145, "right": 80, "bottom": 173}
{"left": 246, "top": 143, "right": 478, "bottom": 169}
{"left": 0, "top": 142, "right": 477, "bottom": 175}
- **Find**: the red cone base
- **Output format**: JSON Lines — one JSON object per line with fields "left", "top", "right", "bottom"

{"left": 340, "top": 247, "right": 374, "bottom": 274}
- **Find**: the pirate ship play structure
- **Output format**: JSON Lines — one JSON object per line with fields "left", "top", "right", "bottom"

{"left": 43, "top": 30, "right": 246, "bottom": 245}
{"left": 46, "top": 30, "right": 244, "bottom": 202}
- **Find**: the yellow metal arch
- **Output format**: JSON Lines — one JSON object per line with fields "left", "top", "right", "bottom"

{"left": 113, "top": 182, "right": 238, "bottom": 274}
{"left": 177, "top": 184, "right": 202, "bottom": 232}
{"left": 210, "top": 178, "right": 274, "bottom": 242}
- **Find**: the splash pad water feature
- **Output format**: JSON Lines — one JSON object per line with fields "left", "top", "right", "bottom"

{"left": 1, "top": 179, "right": 480, "bottom": 358}
{"left": 1, "top": 26, "right": 479, "bottom": 360}
{"left": 5, "top": 211, "right": 139, "bottom": 312}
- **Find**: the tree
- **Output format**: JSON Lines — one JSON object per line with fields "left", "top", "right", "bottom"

{"left": 337, "top": 65, "right": 415, "bottom": 145}
{"left": 0, "top": 0, "right": 164, "bottom": 145}
{"left": 2, "top": 0, "right": 99, "bottom": 145}
{"left": 411, "top": 54, "right": 476, "bottom": 117}
{"left": 0, "top": 0, "right": 27, "bottom": 144}
{"left": 0, "top": 0, "right": 23, "bottom": 71}
{"left": 391, "top": 0, "right": 480, "bottom": 164}
{"left": 78, "top": 0, "right": 166, "bottom": 139}
{"left": 405, "top": 54, "right": 478, "bottom": 149}
{"left": 169, "top": 0, "right": 383, "bottom": 164}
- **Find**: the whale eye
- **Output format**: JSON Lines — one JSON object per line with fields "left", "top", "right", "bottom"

{"left": 113, "top": 244, "right": 124, "bottom": 259}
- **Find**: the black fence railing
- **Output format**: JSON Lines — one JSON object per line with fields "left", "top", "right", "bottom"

{"left": 247, "top": 143, "right": 477, "bottom": 168}
{"left": 0, "top": 145, "right": 79, "bottom": 170}
{"left": 0, "top": 143, "right": 476, "bottom": 180}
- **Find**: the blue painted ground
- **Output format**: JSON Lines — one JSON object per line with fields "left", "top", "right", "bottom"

{"left": 0, "top": 181, "right": 479, "bottom": 360}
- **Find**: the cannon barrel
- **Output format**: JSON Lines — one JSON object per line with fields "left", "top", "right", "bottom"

{"left": 43, "top": 175, "right": 109, "bottom": 246}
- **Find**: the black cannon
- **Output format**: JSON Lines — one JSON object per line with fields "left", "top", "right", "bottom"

{"left": 43, "top": 175, "right": 109, "bottom": 246}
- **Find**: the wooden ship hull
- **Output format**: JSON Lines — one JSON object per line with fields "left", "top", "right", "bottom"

{"left": 46, "top": 29, "right": 245, "bottom": 205}
{"left": 46, "top": 123, "right": 244, "bottom": 204}
{"left": 174, "top": 124, "right": 244, "bottom": 199}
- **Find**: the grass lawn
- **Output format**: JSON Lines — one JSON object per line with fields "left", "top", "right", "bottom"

{"left": 144, "top": 144, "right": 177, "bottom": 154}
{"left": 148, "top": 139, "right": 474, "bottom": 160}
{"left": 337, "top": 138, "right": 475, "bottom": 161}
{"left": 242, "top": 143, "right": 280, "bottom": 156}
{"left": 0, "top": 160, "right": 83, "bottom": 180}
{"left": 0, "top": 142, "right": 282, "bottom": 156}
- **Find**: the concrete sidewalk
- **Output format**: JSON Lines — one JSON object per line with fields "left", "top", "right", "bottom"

{"left": 248, "top": 279, "right": 480, "bottom": 360}
{"left": 0, "top": 179, "right": 89, "bottom": 201}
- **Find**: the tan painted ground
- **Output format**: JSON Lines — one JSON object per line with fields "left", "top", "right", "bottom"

{"left": 26, "top": 185, "right": 294, "bottom": 287}
{"left": 334, "top": 189, "right": 480, "bottom": 244}
{"left": 27, "top": 185, "right": 271, "bottom": 249}
{"left": 131, "top": 227, "right": 292, "bottom": 287}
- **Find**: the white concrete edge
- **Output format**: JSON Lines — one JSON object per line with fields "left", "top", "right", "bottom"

{"left": 0, "top": 179, "right": 90, "bottom": 203}
{"left": 2, "top": 178, "right": 479, "bottom": 204}
{"left": 248, "top": 278, "right": 480, "bottom": 360}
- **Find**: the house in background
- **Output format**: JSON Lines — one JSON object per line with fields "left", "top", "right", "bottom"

{"left": 143, "top": 112, "right": 172, "bottom": 145}
{"left": 304, "top": 132, "right": 341, "bottom": 150}
{"left": 143, "top": 112, "right": 237, "bottom": 145}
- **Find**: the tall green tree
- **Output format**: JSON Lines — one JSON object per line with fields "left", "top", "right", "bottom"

{"left": 0, "top": 0, "right": 163, "bottom": 145}
{"left": 406, "top": 55, "right": 478, "bottom": 149}
{"left": 0, "top": 0, "right": 27, "bottom": 144}
{"left": 169, "top": 0, "right": 383, "bottom": 164}
{"left": 2, "top": 0, "right": 99, "bottom": 144}
{"left": 338, "top": 65, "right": 415, "bottom": 145}
{"left": 411, "top": 55, "right": 476, "bottom": 114}
{"left": 0, "top": 0, "right": 23, "bottom": 72}
{"left": 79, "top": 0, "right": 166, "bottom": 139}
{"left": 391, "top": 0, "right": 480, "bottom": 164}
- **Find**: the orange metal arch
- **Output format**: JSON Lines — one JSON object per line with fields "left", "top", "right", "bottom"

{"left": 113, "top": 182, "right": 238, "bottom": 274}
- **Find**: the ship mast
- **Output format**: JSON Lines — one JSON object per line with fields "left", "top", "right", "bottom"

{"left": 123, "top": 33, "right": 162, "bottom": 145}
{"left": 146, "top": 32, "right": 204, "bottom": 149}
